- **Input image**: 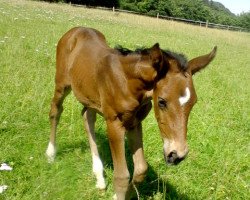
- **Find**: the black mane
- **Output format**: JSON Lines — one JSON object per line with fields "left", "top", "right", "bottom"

{"left": 114, "top": 45, "right": 188, "bottom": 71}
{"left": 114, "top": 45, "right": 149, "bottom": 56}
{"left": 163, "top": 50, "right": 188, "bottom": 71}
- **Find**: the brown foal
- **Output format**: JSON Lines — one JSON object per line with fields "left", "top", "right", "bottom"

{"left": 46, "top": 27, "right": 217, "bottom": 199}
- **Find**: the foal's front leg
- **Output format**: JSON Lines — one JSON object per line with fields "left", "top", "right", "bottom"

{"left": 106, "top": 119, "right": 130, "bottom": 200}
{"left": 82, "top": 108, "right": 106, "bottom": 190}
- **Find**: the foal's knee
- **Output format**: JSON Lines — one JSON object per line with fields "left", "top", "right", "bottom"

{"left": 114, "top": 173, "right": 130, "bottom": 189}
{"left": 133, "top": 162, "right": 148, "bottom": 183}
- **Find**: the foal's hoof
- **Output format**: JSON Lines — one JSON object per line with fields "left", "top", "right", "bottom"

{"left": 46, "top": 154, "right": 55, "bottom": 163}
{"left": 45, "top": 150, "right": 55, "bottom": 163}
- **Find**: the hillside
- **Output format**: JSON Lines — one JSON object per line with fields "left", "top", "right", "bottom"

{"left": 204, "top": 0, "right": 234, "bottom": 15}
{"left": 119, "top": 0, "right": 239, "bottom": 25}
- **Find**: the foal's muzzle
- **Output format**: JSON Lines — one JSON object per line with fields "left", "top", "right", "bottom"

{"left": 164, "top": 150, "right": 187, "bottom": 165}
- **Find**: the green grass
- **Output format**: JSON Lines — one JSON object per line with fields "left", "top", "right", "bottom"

{"left": 0, "top": 0, "right": 249, "bottom": 199}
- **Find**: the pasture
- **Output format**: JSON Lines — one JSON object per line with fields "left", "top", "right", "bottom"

{"left": 0, "top": 0, "right": 249, "bottom": 199}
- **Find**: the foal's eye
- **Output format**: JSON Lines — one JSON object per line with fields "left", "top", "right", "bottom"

{"left": 158, "top": 97, "right": 167, "bottom": 109}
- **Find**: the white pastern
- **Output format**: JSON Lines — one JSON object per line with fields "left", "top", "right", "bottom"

{"left": 92, "top": 154, "right": 106, "bottom": 190}
{"left": 179, "top": 87, "right": 191, "bottom": 106}
{"left": 113, "top": 194, "right": 117, "bottom": 200}
{"left": 46, "top": 142, "right": 56, "bottom": 163}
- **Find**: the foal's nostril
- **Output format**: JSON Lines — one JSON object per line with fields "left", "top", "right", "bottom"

{"left": 165, "top": 150, "right": 186, "bottom": 165}
{"left": 167, "top": 151, "right": 178, "bottom": 164}
{"left": 169, "top": 151, "right": 177, "bottom": 158}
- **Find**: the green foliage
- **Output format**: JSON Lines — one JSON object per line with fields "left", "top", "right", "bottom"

{"left": 119, "top": 0, "right": 249, "bottom": 30}
{"left": 238, "top": 12, "right": 250, "bottom": 29}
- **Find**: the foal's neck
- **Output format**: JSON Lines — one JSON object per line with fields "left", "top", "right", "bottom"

{"left": 119, "top": 55, "right": 157, "bottom": 101}
{"left": 121, "top": 55, "right": 157, "bottom": 86}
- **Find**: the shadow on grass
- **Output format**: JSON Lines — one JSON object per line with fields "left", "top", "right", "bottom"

{"left": 56, "top": 140, "right": 88, "bottom": 158}
{"left": 94, "top": 130, "right": 190, "bottom": 200}
{"left": 139, "top": 165, "right": 190, "bottom": 200}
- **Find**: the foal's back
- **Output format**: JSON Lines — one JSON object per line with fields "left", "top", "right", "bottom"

{"left": 55, "top": 27, "right": 112, "bottom": 111}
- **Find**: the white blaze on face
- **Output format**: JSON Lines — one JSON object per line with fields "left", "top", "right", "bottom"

{"left": 179, "top": 87, "right": 191, "bottom": 106}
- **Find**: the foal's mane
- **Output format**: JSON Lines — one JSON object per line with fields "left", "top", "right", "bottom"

{"left": 114, "top": 45, "right": 149, "bottom": 56}
{"left": 114, "top": 45, "right": 188, "bottom": 71}
{"left": 162, "top": 50, "right": 188, "bottom": 71}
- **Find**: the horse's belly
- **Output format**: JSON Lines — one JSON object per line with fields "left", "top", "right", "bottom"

{"left": 72, "top": 85, "right": 101, "bottom": 111}
{"left": 70, "top": 61, "right": 101, "bottom": 111}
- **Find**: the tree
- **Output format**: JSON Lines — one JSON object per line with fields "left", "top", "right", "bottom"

{"left": 238, "top": 12, "right": 250, "bottom": 29}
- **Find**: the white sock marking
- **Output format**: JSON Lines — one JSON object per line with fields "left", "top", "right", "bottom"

{"left": 46, "top": 142, "right": 56, "bottom": 163}
{"left": 179, "top": 87, "right": 191, "bottom": 106}
{"left": 92, "top": 154, "right": 106, "bottom": 189}
{"left": 113, "top": 194, "right": 117, "bottom": 200}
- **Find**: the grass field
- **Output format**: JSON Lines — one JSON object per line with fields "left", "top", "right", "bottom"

{"left": 0, "top": 0, "right": 249, "bottom": 199}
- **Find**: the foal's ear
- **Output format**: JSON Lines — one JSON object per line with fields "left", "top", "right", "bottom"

{"left": 149, "top": 43, "right": 162, "bottom": 67}
{"left": 188, "top": 46, "right": 217, "bottom": 75}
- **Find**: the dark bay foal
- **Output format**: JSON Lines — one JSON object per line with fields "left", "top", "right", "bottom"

{"left": 46, "top": 27, "right": 217, "bottom": 199}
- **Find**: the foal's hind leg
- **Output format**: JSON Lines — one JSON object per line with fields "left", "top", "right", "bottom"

{"left": 46, "top": 85, "right": 71, "bottom": 162}
{"left": 82, "top": 108, "right": 106, "bottom": 190}
{"left": 127, "top": 123, "right": 148, "bottom": 199}
{"left": 126, "top": 103, "right": 151, "bottom": 198}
